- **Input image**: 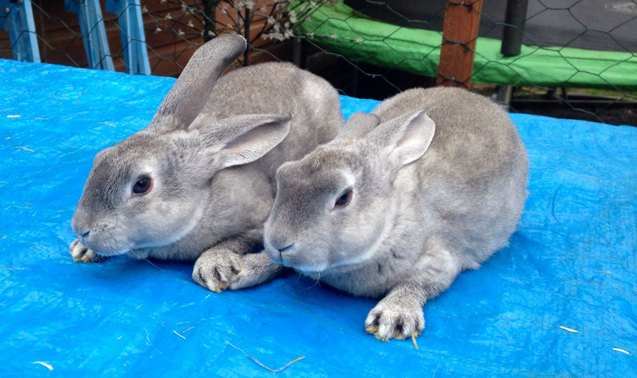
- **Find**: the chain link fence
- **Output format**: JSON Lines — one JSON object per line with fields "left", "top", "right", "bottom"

{"left": 1, "top": 0, "right": 636, "bottom": 125}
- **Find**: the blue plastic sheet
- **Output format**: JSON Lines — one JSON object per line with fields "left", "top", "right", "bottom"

{"left": 0, "top": 59, "right": 635, "bottom": 376}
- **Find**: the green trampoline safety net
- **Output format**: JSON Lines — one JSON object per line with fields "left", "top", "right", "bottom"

{"left": 296, "top": 0, "right": 637, "bottom": 89}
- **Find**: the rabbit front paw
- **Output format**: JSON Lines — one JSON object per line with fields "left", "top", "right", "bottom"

{"left": 192, "top": 250, "right": 243, "bottom": 293}
{"left": 69, "top": 239, "right": 107, "bottom": 263}
{"left": 365, "top": 297, "right": 425, "bottom": 342}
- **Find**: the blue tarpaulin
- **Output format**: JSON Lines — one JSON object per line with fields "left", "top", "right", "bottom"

{"left": 0, "top": 59, "right": 635, "bottom": 376}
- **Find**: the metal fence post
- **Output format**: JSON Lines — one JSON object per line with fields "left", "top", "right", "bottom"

{"left": 0, "top": 0, "right": 40, "bottom": 62}
{"left": 105, "top": 0, "right": 151, "bottom": 75}
{"left": 65, "top": 0, "right": 115, "bottom": 70}
{"left": 497, "top": 0, "right": 529, "bottom": 105}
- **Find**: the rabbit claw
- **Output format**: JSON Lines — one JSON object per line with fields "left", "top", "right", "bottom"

{"left": 192, "top": 250, "right": 243, "bottom": 293}
{"left": 69, "top": 239, "right": 107, "bottom": 263}
{"left": 364, "top": 299, "right": 425, "bottom": 342}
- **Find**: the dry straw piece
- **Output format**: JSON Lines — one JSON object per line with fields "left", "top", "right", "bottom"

{"left": 32, "top": 361, "right": 54, "bottom": 371}
{"left": 226, "top": 341, "right": 305, "bottom": 373}
{"left": 559, "top": 326, "right": 578, "bottom": 333}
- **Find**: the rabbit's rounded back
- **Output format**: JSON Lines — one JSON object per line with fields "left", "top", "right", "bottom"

{"left": 265, "top": 87, "right": 528, "bottom": 297}
{"left": 373, "top": 87, "right": 528, "bottom": 262}
{"left": 203, "top": 62, "right": 341, "bottom": 176}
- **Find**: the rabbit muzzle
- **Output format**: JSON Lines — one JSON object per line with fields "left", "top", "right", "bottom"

{"left": 263, "top": 235, "right": 296, "bottom": 263}
{"left": 264, "top": 234, "right": 333, "bottom": 273}
{"left": 71, "top": 214, "right": 132, "bottom": 256}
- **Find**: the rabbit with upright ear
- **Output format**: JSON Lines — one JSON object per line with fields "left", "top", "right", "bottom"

{"left": 262, "top": 87, "right": 528, "bottom": 341}
{"left": 70, "top": 34, "right": 343, "bottom": 292}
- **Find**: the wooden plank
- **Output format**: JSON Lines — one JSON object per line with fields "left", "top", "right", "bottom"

{"left": 436, "top": 0, "right": 483, "bottom": 88}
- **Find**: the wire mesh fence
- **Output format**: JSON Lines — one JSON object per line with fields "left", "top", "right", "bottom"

{"left": 0, "top": 1, "right": 323, "bottom": 75}
{"left": 1, "top": 0, "right": 636, "bottom": 125}
{"left": 295, "top": 0, "right": 637, "bottom": 125}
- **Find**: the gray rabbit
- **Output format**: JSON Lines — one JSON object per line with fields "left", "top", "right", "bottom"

{"left": 69, "top": 34, "right": 342, "bottom": 292}
{"left": 259, "top": 87, "right": 529, "bottom": 341}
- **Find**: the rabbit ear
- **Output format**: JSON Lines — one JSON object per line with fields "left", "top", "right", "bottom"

{"left": 191, "top": 113, "right": 292, "bottom": 171}
{"left": 367, "top": 111, "right": 435, "bottom": 168}
{"left": 148, "top": 34, "right": 247, "bottom": 134}
{"left": 338, "top": 112, "right": 380, "bottom": 139}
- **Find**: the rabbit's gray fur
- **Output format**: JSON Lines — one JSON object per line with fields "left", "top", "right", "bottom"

{"left": 70, "top": 34, "right": 342, "bottom": 292}
{"left": 262, "top": 87, "right": 528, "bottom": 341}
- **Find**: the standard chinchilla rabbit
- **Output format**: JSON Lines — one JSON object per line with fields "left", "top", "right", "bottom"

{"left": 260, "top": 87, "right": 528, "bottom": 341}
{"left": 69, "top": 34, "right": 342, "bottom": 292}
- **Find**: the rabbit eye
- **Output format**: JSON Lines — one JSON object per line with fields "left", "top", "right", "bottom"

{"left": 132, "top": 176, "right": 153, "bottom": 195}
{"left": 334, "top": 189, "right": 353, "bottom": 208}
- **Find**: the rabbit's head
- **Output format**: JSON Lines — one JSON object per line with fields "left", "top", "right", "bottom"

{"left": 264, "top": 111, "right": 435, "bottom": 273}
{"left": 72, "top": 114, "right": 290, "bottom": 256}
{"left": 71, "top": 34, "right": 291, "bottom": 256}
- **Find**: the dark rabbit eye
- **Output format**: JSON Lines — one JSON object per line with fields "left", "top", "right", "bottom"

{"left": 132, "top": 176, "right": 153, "bottom": 195}
{"left": 334, "top": 189, "right": 353, "bottom": 208}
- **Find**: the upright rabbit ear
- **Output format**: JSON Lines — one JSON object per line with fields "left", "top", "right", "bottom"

{"left": 191, "top": 113, "right": 292, "bottom": 171}
{"left": 338, "top": 112, "right": 381, "bottom": 140}
{"left": 148, "top": 34, "right": 247, "bottom": 134}
{"left": 366, "top": 111, "right": 435, "bottom": 169}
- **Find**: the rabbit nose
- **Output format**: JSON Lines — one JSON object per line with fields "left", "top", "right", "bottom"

{"left": 269, "top": 239, "right": 295, "bottom": 255}
{"left": 264, "top": 233, "right": 296, "bottom": 261}
{"left": 79, "top": 229, "right": 91, "bottom": 242}
{"left": 277, "top": 243, "right": 295, "bottom": 254}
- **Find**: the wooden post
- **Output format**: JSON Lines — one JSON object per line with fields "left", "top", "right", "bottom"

{"left": 436, "top": 0, "right": 483, "bottom": 89}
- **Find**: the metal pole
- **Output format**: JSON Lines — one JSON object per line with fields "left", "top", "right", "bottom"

{"left": 243, "top": 7, "right": 251, "bottom": 65}
{"left": 292, "top": 38, "right": 304, "bottom": 68}
{"left": 497, "top": 0, "right": 528, "bottom": 105}
{"left": 501, "top": 0, "right": 528, "bottom": 57}
{"left": 202, "top": 0, "right": 217, "bottom": 42}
